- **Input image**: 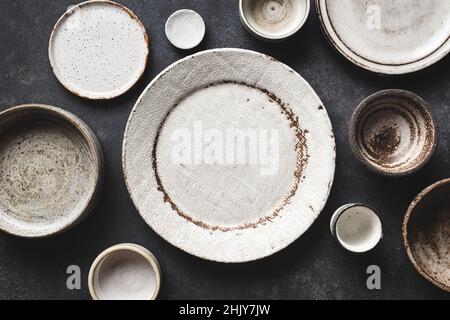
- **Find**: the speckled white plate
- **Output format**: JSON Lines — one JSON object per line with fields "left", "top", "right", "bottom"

{"left": 123, "top": 49, "right": 335, "bottom": 263}
{"left": 316, "top": 0, "right": 450, "bottom": 74}
{"left": 49, "top": 0, "right": 149, "bottom": 100}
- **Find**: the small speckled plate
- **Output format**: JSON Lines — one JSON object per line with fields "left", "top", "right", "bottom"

{"left": 123, "top": 49, "right": 336, "bottom": 263}
{"left": 403, "top": 179, "right": 450, "bottom": 292}
{"left": 316, "top": 0, "right": 450, "bottom": 74}
{"left": 49, "top": 0, "right": 149, "bottom": 100}
{"left": 0, "top": 104, "right": 103, "bottom": 237}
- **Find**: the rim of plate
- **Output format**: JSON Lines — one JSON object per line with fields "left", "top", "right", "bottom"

{"left": 48, "top": 0, "right": 150, "bottom": 100}
{"left": 122, "top": 48, "right": 336, "bottom": 263}
{"left": 315, "top": 0, "right": 450, "bottom": 75}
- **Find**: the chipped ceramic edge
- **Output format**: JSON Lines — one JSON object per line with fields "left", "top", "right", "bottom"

{"left": 165, "top": 9, "right": 206, "bottom": 50}
{"left": 403, "top": 179, "right": 450, "bottom": 292}
{"left": 0, "top": 104, "right": 104, "bottom": 238}
{"left": 239, "top": 0, "right": 311, "bottom": 42}
{"left": 330, "top": 203, "right": 383, "bottom": 253}
{"left": 88, "top": 243, "right": 162, "bottom": 300}
{"left": 48, "top": 0, "right": 150, "bottom": 100}
{"left": 315, "top": 0, "right": 450, "bottom": 75}
{"left": 348, "top": 89, "right": 438, "bottom": 177}
{"left": 122, "top": 48, "right": 336, "bottom": 263}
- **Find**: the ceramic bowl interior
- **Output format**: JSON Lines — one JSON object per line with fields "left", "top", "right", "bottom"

{"left": 350, "top": 90, "right": 436, "bottom": 176}
{"left": 240, "top": 0, "right": 310, "bottom": 40}
{"left": 165, "top": 9, "right": 206, "bottom": 50}
{"left": 0, "top": 105, "right": 102, "bottom": 237}
{"left": 332, "top": 204, "right": 382, "bottom": 253}
{"left": 89, "top": 244, "right": 161, "bottom": 300}
{"left": 404, "top": 180, "right": 450, "bottom": 292}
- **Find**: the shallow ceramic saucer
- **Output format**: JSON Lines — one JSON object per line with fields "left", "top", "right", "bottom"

{"left": 0, "top": 104, "right": 103, "bottom": 238}
{"left": 49, "top": 0, "right": 149, "bottom": 100}
{"left": 403, "top": 179, "right": 450, "bottom": 292}
{"left": 349, "top": 90, "right": 437, "bottom": 177}
{"left": 316, "top": 0, "right": 450, "bottom": 74}
{"left": 240, "top": 0, "right": 310, "bottom": 41}
{"left": 123, "top": 48, "right": 336, "bottom": 263}
{"left": 165, "top": 9, "right": 206, "bottom": 50}
{"left": 89, "top": 244, "right": 161, "bottom": 300}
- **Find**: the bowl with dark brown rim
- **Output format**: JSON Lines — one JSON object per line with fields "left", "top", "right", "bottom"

{"left": 403, "top": 179, "right": 450, "bottom": 292}
{"left": 349, "top": 89, "right": 437, "bottom": 177}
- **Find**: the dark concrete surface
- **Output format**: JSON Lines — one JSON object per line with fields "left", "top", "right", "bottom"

{"left": 0, "top": 0, "right": 449, "bottom": 300}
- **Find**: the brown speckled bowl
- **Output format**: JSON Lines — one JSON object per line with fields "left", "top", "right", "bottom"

{"left": 403, "top": 179, "right": 450, "bottom": 292}
{"left": 349, "top": 90, "right": 437, "bottom": 177}
{"left": 0, "top": 104, "right": 103, "bottom": 237}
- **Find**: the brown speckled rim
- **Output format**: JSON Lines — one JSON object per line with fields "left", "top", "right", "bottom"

{"left": 348, "top": 89, "right": 438, "bottom": 177}
{"left": 403, "top": 179, "right": 450, "bottom": 292}
{"left": 239, "top": 0, "right": 311, "bottom": 41}
{"left": 48, "top": 0, "right": 150, "bottom": 100}
{"left": 88, "top": 243, "right": 161, "bottom": 300}
{"left": 315, "top": 0, "right": 450, "bottom": 75}
{"left": 0, "top": 104, "right": 104, "bottom": 238}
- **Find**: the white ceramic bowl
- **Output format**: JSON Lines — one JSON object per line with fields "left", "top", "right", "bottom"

{"left": 239, "top": 0, "right": 310, "bottom": 41}
{"left": 165, "top": 9, "right": 206, "bottom": 50}
{"left": 330, "top": 204, "right": 383, "bottom": 253}
{"left": 89, "top": 244, "right": 161, "bottom": 300}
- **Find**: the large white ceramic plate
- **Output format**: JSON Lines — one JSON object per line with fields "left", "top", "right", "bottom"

{"left": 123, "top": 49, "right": 335, "bottom": 263}
{"left": 316, "top": 0, "right": 450, "bottom": 74}
{"left": 49, "top": 0, "right": 149, "bottom": 99}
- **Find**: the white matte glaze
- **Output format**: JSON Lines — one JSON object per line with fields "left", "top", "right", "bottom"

{"left": 316, "top": 0, "right": 450, "bottom": 74}
{"left": 240, "top": 0, "right": 310, "bottom": 41}
{"left": 165, "top": 9, "right": 206, "bottom": 49}
{"left": 331, "top": 204, "right": 383, "bottom": 253}
{"left": 49, "top": 0, "right": 149, "bottom": 99}
{"left": 123, "top": 49, "right": 336, "bottom": 263}
{"left": 89, "top": 244, "right": 161, "bottom": 300}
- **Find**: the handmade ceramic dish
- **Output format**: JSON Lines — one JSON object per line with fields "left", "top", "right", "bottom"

{"left": 330, "top": 204, "right": 383, "bottom": 253}
{"left": 404, "top": 179, "right": 450, "bottom": 292}
{"left": 349, "top": 90, "right": 437, "bottom": 177}
{"left": 165, "top": 9, "right": 206, "bottom": 50}
{"left": 0, "top": 104, "right": 103, "bottom": 238}
{"left": 49, "top": 0, "right": 149, "bottom": 99}
{"left": 89, "top": 243, "right": 161, "bottom": 300}
{"left": 239, "top": 0, "right": 310, "bottom": 41}
{"left": 316, "top": 0, "right": 450, "bottom": 74}
{"left": 123, "top": 49, "right": 336, "bottom": 263}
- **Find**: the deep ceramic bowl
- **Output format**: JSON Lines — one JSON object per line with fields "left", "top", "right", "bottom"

{"left": 349, "top": 90, "right": 437, "bottom": 177}
{"left": 239, "top": 0, "right": 310, "bottom": 41}
{"left": 403, "top": 179, "right": 450, "bottom": 292}
{"left": 89, "top": 244, "right": 161, "bottom": 300}
{"left": 0, "top": 104, "right": 103, "bottom": 237}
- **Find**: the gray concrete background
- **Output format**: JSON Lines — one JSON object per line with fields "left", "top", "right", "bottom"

{"left": 0, "top": 0, "right": 449, "bottom": 300}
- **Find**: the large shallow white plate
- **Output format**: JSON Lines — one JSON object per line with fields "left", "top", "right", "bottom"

{"left": 123, "top": 49, "right": 336, "bottom": 263}
{"left": 49, "top": 0, "right": 149, "bottom": 99}
{"left": 316, "top": 0, "right": 450, "bottom": 74}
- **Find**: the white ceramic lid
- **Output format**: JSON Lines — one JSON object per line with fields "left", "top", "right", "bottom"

{"left": 49, "top": 0, "right": 149, "bottom": 99}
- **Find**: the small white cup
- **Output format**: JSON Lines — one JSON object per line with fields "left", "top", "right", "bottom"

{"left": 330, "top": 204, "right": 383, "bottom": 253}
{"left": 239, "top": 0, "right": 310, "bottom": 41}
{"left": 89, "top": 244, "right": 161, "bottom": 300}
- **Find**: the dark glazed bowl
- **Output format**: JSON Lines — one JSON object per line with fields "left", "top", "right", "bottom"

{"left": 403, "top": 179, "right": 450, "bottom": 292}
{"left": 349, "top": 90, "right": 437, "bottom": 177}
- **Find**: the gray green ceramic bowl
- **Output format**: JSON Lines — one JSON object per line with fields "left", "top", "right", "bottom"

{"left": 0, "top": 104, "right": 103, "bottom": 237}
{"left": 403, "top": 179, "right": 450, "bottom": 292}
{"left": 349, "top": 90, "right": 437, "bottom": 177}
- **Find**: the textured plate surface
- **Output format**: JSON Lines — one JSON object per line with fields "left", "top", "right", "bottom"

{"left": 123, "top": 49, "right": 335, "bottom": 263}
{"left": 316, "top": 0, "right": 450, "bottom": 74}
{"left": 0, "top": 105, "right": 103, "bottom": 238}
{"left": 49, "top": 0, "right": 149, "bottom": 99}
